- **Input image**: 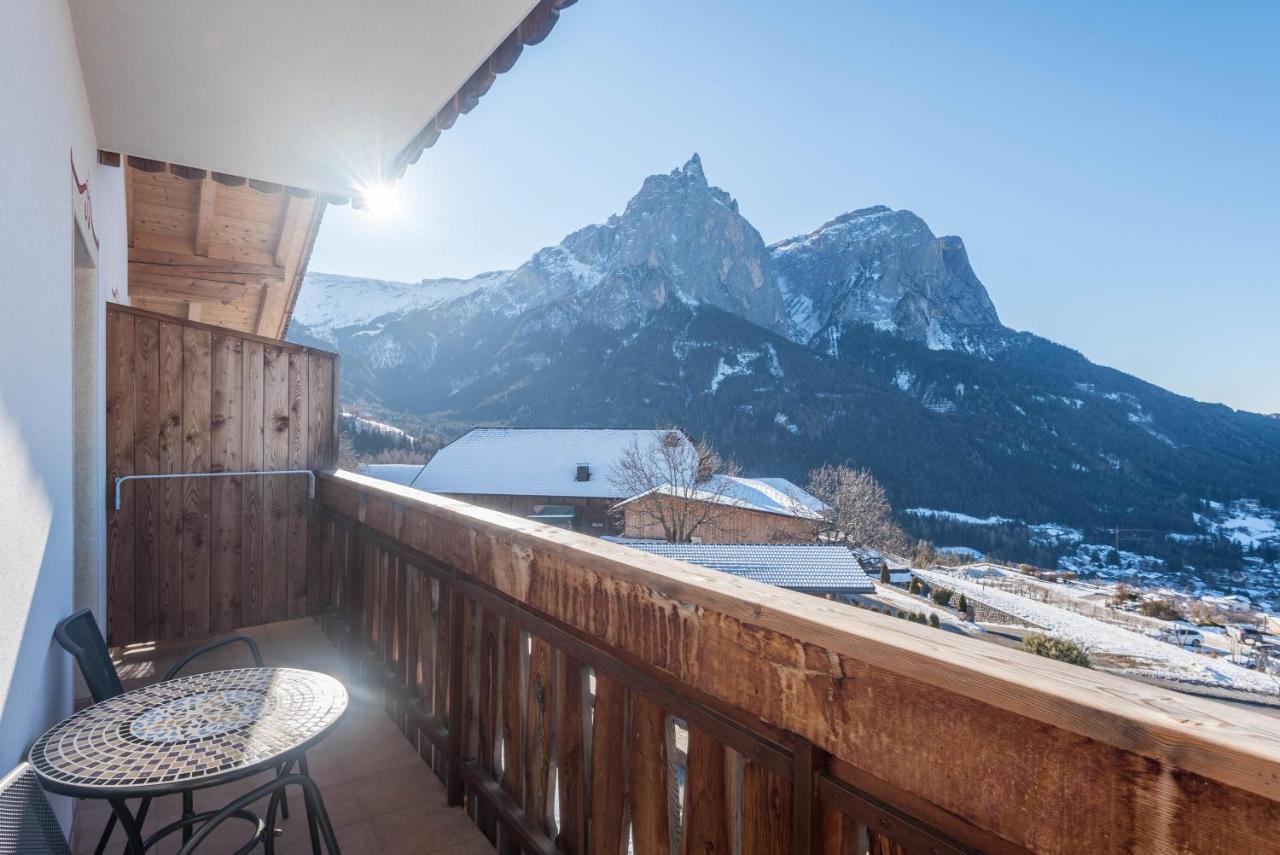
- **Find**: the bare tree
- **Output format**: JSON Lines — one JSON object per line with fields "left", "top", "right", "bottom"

{"left": 611, "top": 429, "right": 741, "bottom": 542}
{"left": 806, "top": 464, "right": 908, "bottom": 554}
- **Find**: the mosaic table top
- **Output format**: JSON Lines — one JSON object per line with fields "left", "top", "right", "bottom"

{"left": 29, "top": 668, "right": 347, "bottom": 797}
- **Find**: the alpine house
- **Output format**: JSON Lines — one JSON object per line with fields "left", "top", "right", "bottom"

{"left": 2, "top": 2, "right": 1279, "bottom": 853}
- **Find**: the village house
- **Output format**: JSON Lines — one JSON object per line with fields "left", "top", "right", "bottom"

{"left": 3, "top": 2, "right": 1280, "bottom": 852}
{"left": 407, "top": 428, "right": 675, "bottom": 533}
{"left": 617, "top": 474, "right": 826, "bottom": 543}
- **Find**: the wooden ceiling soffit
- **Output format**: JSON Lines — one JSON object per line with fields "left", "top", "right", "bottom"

{"left": 108, "top": 159, "right": 325, "bottom": 338}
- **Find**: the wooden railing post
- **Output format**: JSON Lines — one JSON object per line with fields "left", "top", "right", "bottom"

{"left": 445, "top": 583, "right": 466, "bottom": 807}
{"left": 791, "top": 739, "right": 821, "bottom": 855}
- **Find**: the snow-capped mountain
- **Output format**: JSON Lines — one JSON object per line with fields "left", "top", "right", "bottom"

{"left": 288, "top": 155, "right": 1280, "bottom": 553}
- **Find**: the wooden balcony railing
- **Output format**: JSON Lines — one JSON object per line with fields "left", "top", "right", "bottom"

{"left": 308, "top": 470, "right": 1280, "bottom": 854}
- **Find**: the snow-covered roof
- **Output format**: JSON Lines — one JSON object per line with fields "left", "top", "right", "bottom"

{"left": 362, "top": 464, "right": 429, "bottom": 488}
{"left": 416, "top": 429, "right": 677, "bottom": 498}
{"left": 607, "top": 541, "right": 873, "bottom": 593}
{"left": 616, "top": 475, "right": 826, "bottom": 520}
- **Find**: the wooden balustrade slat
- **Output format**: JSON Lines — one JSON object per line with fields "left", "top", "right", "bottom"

{"left": 741, "top": 761, "right": 792, "bottom": 855}
{"left": 524, "top": 635, "right": 554, "bottom": 834}
{"left": 589, "top": 673, "right": 627, "bottom": 855}
{"left": 819, "top": 804, "right": 862, "bottom": 855}
{"left": 477, "top": 606, "right": 501, "bottom": 840}
{"left": 680, "top": 727, "right": 731, "bottom": 855}
{"left": 555, "top": 652, "right": 587, "bottom": 854}
{"left": 631, "top": 692, "right": 672, "bottom": 855}
{"left": 500, "top": 621, "right": 525, "bottom": 804}
{"left": 132, "top": 316, "right": 161, "bottom": 643}
{"left": 209, "top": 332, "right": 242, "bottom": 633}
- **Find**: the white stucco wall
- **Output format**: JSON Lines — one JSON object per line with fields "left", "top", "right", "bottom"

{"left": 0, "top": 0, "right": 121, "bottom": 805}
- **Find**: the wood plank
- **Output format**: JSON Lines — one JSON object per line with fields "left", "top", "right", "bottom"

{"left": 680, "top": 728, "right": 731, "bottom": 855}
{"left": 129, "top": 248, "right": 285, "bottom": 278}
{"left": 127, "top": 276, "right": 253, "bottom": 305}
{"left": 589, "top": 673, "right": 627, "bottom": 855}
{"left": 157, "top": 323, "right": 185, "bottom": 639}
{"left": 262, "top": 345, "right": 289, "bottom": 622}
{"left": 194, "top": 177, "right": 217, "bottom": 256}
{"left": 209, "top": 334, "right": 243, "bottom": 632}
{"left": 241, "top": 340, "right": 265, "bottom": 627}
{"left": 286, "top": 351, "right": 309, "bottom": 618}
{"left": 524, "top": 635, "right": 553, "bottom": 834}
{"left": 105, "top": 310, "right": 136, "bottom": 646}
{"left": 555, "top": 652, "right": 587, "bottom": 854}
{"left": 819, "top": 803, "right": 861, "bottom": 855}
{"left": 631, "top": 693, "right": 672, "bottom": 855}
{"left": 477, "top": 606, "right": 500, "bottom": 840}
{"left": 132, "top": 316, "right": 161, "bottom": 643}
{"left": 180, "top": 326, "right": 212, "bottom": 637}
{"left": 273, "top": 194, "right": 301, "bottom": 267}
{"left": 307, "top": 355, "right": 334, "bottom": 468}
{"left": 499, "top": 621, "right": 524, "bottom": 813}
{"left": 741, "top": 762, "right": 791, "bottom": 855}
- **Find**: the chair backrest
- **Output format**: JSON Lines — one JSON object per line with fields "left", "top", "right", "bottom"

{"left": 53, "top": 610, "right": 123, "bottom": 703}
{"left": 0, "top": 764, "right": 72, "bottom": 855}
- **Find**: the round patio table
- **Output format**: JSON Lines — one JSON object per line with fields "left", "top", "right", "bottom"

{"left": 29, "top": 667, "right": 347, "bottom": 854}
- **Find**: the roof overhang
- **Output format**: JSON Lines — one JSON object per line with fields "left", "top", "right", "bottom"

{"left": 70, "top": 0, "right": 570, "bottom": 199}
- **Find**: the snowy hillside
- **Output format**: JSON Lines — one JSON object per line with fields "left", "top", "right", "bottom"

{"left": 294, "top": 271, "right": 509, "bottom": 338}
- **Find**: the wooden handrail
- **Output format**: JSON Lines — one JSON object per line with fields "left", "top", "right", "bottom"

{"left": 310, "top": 468, "right": 1280, "bottom": 853}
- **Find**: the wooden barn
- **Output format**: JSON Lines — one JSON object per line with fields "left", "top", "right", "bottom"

{"left": 409, "top": 428, "right": 681, "bottom": 533}
{"left": 618, "top": 474, "right": 826, "bottom": 543}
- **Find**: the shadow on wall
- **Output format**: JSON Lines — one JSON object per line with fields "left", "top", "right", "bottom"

{"left": 0, "top": 394, "right": 74, "bottom": 828}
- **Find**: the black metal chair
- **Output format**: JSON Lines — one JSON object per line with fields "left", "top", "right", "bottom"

{"left": 52, "top": 609, "right": 288, "bottom": 855}
{"left": 0, "top": 764, "right": 339, "bottom": 855}
{"left": 0, "top": 764, "right": 72, "bottom": 855}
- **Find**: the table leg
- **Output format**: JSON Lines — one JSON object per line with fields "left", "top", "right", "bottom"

{"left": 182, "top": 790, "right": 194, "bottom": 845}
{"left": 298, "top": 754, "right": 322, "bottom": 855}
{"left": 108, "top": 798, "right": 147, "bottom": 855}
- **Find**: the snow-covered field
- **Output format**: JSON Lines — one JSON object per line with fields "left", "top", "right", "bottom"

{"left": 914, "top": 567, "right": 1280, "bottom": 696}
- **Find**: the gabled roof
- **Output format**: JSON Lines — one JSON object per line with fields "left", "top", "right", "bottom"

{"left": 417, "top": 429, "right": 679, "bottom": 498}
{"left": 616, "top": 475, "right": 826, "bottom": 520}
{"left": 606, "top": 541, "right": 874, "bottom": 593}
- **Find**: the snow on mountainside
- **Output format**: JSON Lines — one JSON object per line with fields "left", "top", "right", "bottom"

{"left": 294, "top": 271, "right": 509, "bottom": 338}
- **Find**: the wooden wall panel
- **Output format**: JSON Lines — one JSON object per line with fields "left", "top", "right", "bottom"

{"left": 104, "top": 303, "right": 338, "bottom": 645}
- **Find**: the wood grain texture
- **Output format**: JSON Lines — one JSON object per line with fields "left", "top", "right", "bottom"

{"left": 103, "top": 306, "right": 336, "bottom": 643}
{"left": 681, "top": 728, "right": 731, "bottom": 855}
{"left": 524, "top": 635, "right": 553, "bottom": 834}
{"left": 631, "top": 693, "right": 671, "bottom": 855}
{"left": 180, "top": 327, "right": 212, "bottom": 637}
{"left": 286, "top": 351, "right": 309, "bottom": 618}
{"left": 209, "top": 334, "right": 242, "bottom": 632}
{"left": 262, "top": 344, "right": 290, "bottom": 623}
{"left": 132, "top": 316, "right": 160, "bottom": 642}
{"left": 105, "top": 310, "right": 136, "bottom": 646}
{"left": 241, "top": 340, "right": 265, "bottom": 626}
{"left": 741, "top": 762, "right": 791, "bottom": 855}
{"left": 589, "top": 673, "right": 627, "bottom": 855}
{"left": 157, "top": 323, "right": 185, "bottom": 639}
{"left": 555, "top": 652, "right": 586, "bottom": 854}
{"left": 315, "top": 470, "right": 1280, "bottom": 854}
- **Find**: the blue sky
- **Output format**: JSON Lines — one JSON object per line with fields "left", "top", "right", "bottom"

{"left": 309, "top": 1, "right": 1280, "bottom": 413}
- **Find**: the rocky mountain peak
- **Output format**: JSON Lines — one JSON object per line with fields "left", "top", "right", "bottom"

{"left": 770, "top": 204, "right": 1000, "bottom": 347}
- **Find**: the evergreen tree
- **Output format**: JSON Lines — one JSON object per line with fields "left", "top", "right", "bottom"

{"left": 879, "top": 564, "right": 891, "bottom": 584}
{"left": 929, "top": 613, "right": 940, "bottom": 628}
{"left": 958, "top": 593, "right": 968, "bottom": 614}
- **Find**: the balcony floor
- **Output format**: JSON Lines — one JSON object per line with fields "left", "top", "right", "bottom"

{"left": 71, "top": 618, "right": 493, "bottom": 855}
